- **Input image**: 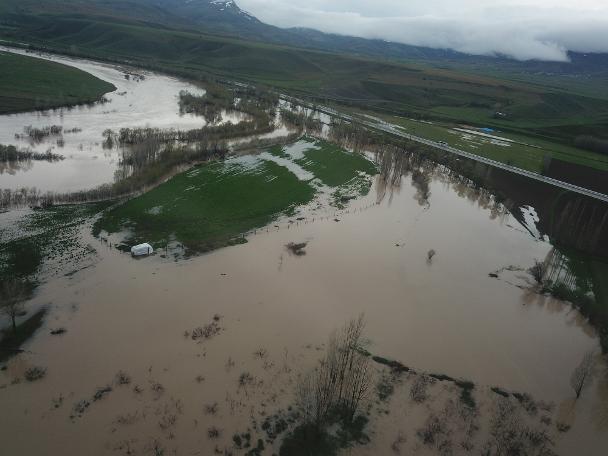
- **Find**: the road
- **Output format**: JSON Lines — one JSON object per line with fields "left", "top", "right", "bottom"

{"left": 284, "top": 96, "right": 608, "bottom": 203}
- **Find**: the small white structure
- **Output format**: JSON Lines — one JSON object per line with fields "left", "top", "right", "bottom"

{"left": 131, "top": 243, "right": 154, "bottom": 256}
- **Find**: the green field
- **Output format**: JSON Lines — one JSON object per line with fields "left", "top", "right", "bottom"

{"left": 93, "top": 139, "right": 377, "bottom": 254}
{"left": 0, "top": 51, "right": 115, "bottom": 113}
{"left": 371, "top": 114, "right": 608, "bottom": 173}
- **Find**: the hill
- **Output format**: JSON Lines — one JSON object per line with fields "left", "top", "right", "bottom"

{"left": 0, "top": 51, "right": 115, "bottom": 113}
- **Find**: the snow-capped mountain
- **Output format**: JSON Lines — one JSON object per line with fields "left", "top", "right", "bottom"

{"left": 5, "top": 0, "right": 607, "bottom": 72}
{"left": 146, "top": 0, "right": 262, "bottom": 29}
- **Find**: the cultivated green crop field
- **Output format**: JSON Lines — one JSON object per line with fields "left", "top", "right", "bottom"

{"left": 0, "top": 51, "right": 115, "bottom": 113}
{"left": 94, "top": 139, "right": 378, "bottom": 254}
{"left": 374, "top": 114, "right": 608, "bottom": 173}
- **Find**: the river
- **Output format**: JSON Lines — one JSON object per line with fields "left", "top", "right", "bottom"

{"left": 0, "top": 46, "right": 247, "bottom": 192}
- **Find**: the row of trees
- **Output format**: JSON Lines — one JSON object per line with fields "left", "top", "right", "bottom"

{"left": 115, "top": 117, "right": 274, "bottom": 146}
{"left": 574, "top": 135, "right": 608, "bottom": 156}
{"left": 178, "top": 86, "right": 235, "bottom": 123}
{"left": 280, "top": 108, "right": 324, "bottom": 133}
{"left": 14, "top": 125, "right": 63, "bottom": 143}
{"left": 0, "top": 144, "right": 64, "bottom": 162}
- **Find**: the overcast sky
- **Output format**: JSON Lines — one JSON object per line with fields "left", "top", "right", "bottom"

{"left": 237, "top": 0, "right": 608, "bottom": 61}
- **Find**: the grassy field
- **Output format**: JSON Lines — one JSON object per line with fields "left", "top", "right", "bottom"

{"left": 0, "top": 51, "right": 115, "bottom": 113}
{"left": 94, "top": 139, "right": 377, "bottom": 254}
{"left": 371, "top": 114, "right": 608, "bottom": 173}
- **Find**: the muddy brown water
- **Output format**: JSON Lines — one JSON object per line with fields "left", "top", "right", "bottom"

{"left": 0, "top": 48, "right": 606, "bottom": 455}
{"left": 1, "top": 160, "right": 607, "bottom": 454}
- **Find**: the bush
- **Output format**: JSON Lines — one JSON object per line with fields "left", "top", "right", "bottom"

{"left": 528, "top": 260, "right": 546, "bottom": 284}
{"left": 24, "top": 366, "right": 46, "bottom": 381}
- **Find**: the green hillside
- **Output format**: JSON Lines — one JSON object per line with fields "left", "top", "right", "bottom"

{"left": 0, "top": 51, "right": 115, "bottom": 113}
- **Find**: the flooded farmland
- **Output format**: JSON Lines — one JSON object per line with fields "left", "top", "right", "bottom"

{"left": 1, "top": 50, "right": 608, "bottom": 456}
{"left": 0, "top": 46, "right": 248, "bottom": 192}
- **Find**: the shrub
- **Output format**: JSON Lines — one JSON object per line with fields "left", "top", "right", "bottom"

{"left": 24, "top": 366, "right": 46, "bottom": 381}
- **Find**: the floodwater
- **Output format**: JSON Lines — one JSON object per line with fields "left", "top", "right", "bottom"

{"left": 1, "top": 146, "right": 607, "bottom": 454}
{"left": 0, "top": 47, "right": 246, "bottom": 192}
{"left": 0, "top": 51, "right": 607, "bottom": 455}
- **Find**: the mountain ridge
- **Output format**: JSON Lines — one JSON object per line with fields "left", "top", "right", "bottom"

{"left": 2, "top": 0, "right": 607, "bottom": 73}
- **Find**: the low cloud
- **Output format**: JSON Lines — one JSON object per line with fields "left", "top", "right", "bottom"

{"left": 238, "top": 0, "right": 608, "bottom": 61}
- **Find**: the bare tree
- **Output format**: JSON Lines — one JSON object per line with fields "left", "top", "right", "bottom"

{"left": 570, "top": 350, "right": 595, "bottom": 400}
{"left": 296, "top": 314, "right": 371, "bottom": 426}
{"left": 0, "top": 279, "right": 27, "bottom": 334}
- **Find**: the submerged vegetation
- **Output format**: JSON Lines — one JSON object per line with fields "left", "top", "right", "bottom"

{"left": 533, "top": 247, "right": 608, "bottom": 353}
{"left": 1, "top": 144, "right": 64, "bottom": 162}
{"left": 93, "top": 138, "right": 377, "bottom": 255}
{"left": 281, "top": 108, "right": 324, "bottom": 133}
{"left": 93, "top": 157, "right": 316, "bottom": 254}
{"left": 0, "top": 82, "right": 281, "bottom": 210}
{"left": 281, "top": 315, "right": 372, "bottom": 456}
{"left": 0, "top": 202, "right": 110, "bottom": 281}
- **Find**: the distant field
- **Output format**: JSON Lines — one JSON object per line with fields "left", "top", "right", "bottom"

{"left": 0, "top": 51, "right": 115, "bottom": 113}
{"left": 373, "top": 114, "right": 608, "bottom": 174}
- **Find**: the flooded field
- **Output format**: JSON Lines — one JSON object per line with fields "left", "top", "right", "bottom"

{"left": 0, "top": 47, "right": 247, "bottom": 192}
{"left": 1, "top": 51, "right": 608, "bottom": 456}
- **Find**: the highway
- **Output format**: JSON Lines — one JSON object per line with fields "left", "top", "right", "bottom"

{"left": 284, "top": 96, "right": 608, "bottom": 203}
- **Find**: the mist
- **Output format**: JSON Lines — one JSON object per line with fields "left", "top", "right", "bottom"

{"left": 238, "top": 0, "right": 608, "bottom": 61}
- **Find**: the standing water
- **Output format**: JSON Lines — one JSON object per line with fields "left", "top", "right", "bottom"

{"left": 0, "top": 47, "right": 245, "bottom": 192}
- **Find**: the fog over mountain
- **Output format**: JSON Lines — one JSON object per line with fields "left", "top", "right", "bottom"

{"left": 238, "top": 0, "right": 608, "bottom": 61}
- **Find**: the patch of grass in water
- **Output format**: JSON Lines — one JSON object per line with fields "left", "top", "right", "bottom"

{"left": 279, "top": 411, "right": 369, "bottom": 456}
{"left": 94, "top": 158, "right": 316, "bottom": 254}
{"left": 267, "top": 145, "right": 290, "bottom": 159}
{"left": 455, "top": 380, "right": 476, "bottom": 409}
{"left": 331, "top": 175, "right": 374, "bottom": 209}
{"left": 0, "top": 202, "right": 110, "bottom": 282}
{"left": 1, "top": 238, "right": 43, "bottom": 278}
{"left": 294, "top": 140, "right": 378, "bottom": 188}
{"left": 0, "top": 308, "right": 46, "bottom": 363}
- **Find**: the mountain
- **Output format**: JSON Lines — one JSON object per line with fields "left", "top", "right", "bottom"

{"left": 1, "top": 0, "right": 608, "bottom": 78}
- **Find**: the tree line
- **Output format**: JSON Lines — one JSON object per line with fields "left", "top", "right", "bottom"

{"left": 0, "top": 144, "right": 64, "bottom": 162}
{"left": 574, "top": 135, "right": 608, "bottom": 156}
